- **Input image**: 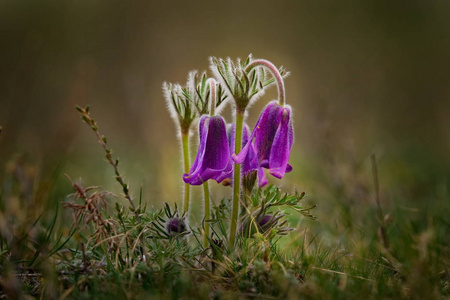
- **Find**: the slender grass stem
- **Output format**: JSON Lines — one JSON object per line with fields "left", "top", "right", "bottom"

{"left": 203, "top": 181, "right": 210, "bottom": 248}
{"left": 229, "top": 110, "right": 244, "bottom": 248}
{"left": 181, "top": 131, "right": 191, "bottom": 214}
{"left": 76, "top": 106, "right": 140, "bottom": 222}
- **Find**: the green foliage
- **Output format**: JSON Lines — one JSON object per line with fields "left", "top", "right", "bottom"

{"left": 1, "top": 107, "right": 448, "bottom": 299}
{"left": 247, "top": 185, "right": 317, "bottom": 220}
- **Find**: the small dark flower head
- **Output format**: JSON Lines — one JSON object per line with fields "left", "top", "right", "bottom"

{"left": 239, "top": 213, "right": 278, "bottom": 237}
{"left": 166, "top": 217, "right": 188, "bottom": 235}
{"left": 258, "top": 214, "right": 273, "bottom": 227}
{"left": 258, "top": 214, "right": 275, "bottom": 232}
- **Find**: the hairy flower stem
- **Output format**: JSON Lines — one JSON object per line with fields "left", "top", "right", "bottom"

{"left": 202, "top": 78, "right": 216, "bottom": 248}
{"left": 181, "top": 131, "right": 191, "bottom": 214}
{"left": 245, "top": 59, "right": 286, "bottom": 106}
{"left": 203, "top": 181, "right": 210, "bottom": 248}
{"left": 229, "top": 110, "right": 244, "bottom": 248}
{"left": 207, "top": 78, "right": 216, "bottom": 116}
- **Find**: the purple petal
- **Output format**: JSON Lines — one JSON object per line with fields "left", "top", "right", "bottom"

{"left": 257, "top": 167, "right": 268, "bottom": 187}
{"left": 242, "top": 143, "right": 258, "bottom": 175}
{"left": 231, "top": 130, "right": 253, "bottom": 164}
{"left": 183, "top": 116, "right": 233, "bottom": 185}
{"left": 268, "top": 106, "right": 294, "bottom": 179}
{"left": 183, "top": 116, "right": 209, "bottom": 184}
{"left": 226, "top": 124, "right": 261, "bottom": 183}
{"left": 231, "top": 102, "right": 275, "bottom": 164}
{"left": 254, "top": 101, "right": 283, "bottom": 164}
{"left": 232, "top": 101, "right": 294, "bottom": 185}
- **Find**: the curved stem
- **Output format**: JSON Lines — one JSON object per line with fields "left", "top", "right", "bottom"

{"left": 181, "top": 131, "right": 191, "bottom": 214}
{"left": 245, "top": 59, "right": 286, "bottom": 106}
{"left": 207, "top": 78, "right": 217, "bottom": 116}
{"left": 203, "top": 181, "right": 210, "bottom": 248}
{"left": 229, "top": 110, "right": 244, "bottom": 248}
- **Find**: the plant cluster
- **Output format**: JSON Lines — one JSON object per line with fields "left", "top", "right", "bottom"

{"left": 162, "top": 55, "right": 309, "bottom": 249}
{"left": 54, "top": 55, "right": 316, "bottom": 297}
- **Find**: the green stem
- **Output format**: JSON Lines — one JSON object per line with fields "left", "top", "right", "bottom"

{"left": 229, "top": 110, "right": 244, "bottom": 248}
{"left": 207, "top": 78, "right": 216, "bottom": 116}
{"left": 181, "top": 131, "right": 191, "bottom": 214}
{"left": 203, "top": 181, "right": 210, "bottom": 248}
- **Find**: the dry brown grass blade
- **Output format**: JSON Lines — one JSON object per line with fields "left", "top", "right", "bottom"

{"left": 310, "top": 266, "right": 375, "bottom": 282}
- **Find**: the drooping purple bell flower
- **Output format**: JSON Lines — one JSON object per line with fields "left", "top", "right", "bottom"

{"left": 225, "top": 124, "right": 268, "bottom": 186}
{"left": 183, "top": 115, "right": 233, "bottom": 185}
{"left": 232, "top": 101, "right": 293, "bottom": 181}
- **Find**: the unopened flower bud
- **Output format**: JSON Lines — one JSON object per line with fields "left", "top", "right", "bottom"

{"left": 166, "top": 217, "right": 187, "bottom": 235}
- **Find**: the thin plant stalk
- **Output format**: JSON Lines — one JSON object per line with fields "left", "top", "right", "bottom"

{"left": 181, "top": 131, "right": 191, "bottom": 214}
{"left": 76, "top": 106, "right": 140, "bottom": 222}
{"left": 203, "top": 181, "right": 210, "bottom": 248}
{"left": 229, "top": 109, "right": 244, "bottom": 248}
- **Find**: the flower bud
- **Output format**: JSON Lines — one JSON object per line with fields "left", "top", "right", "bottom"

{"left": 239, "top": 214, "right": 276, "bottom": 237}
{"left": 166, "top": 217, "right": 188, "bottom": 235}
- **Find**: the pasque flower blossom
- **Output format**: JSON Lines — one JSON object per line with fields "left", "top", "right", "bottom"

{"left": 233, "top": 101, "right": 293, "bottom": 180}
{"left": 183, "top": 115, "right": 233, "bottom": 185}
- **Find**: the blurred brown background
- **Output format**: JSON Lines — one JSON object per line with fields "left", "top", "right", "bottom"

{"left": 1, "top": 0, "right": 449, "bottom": 212}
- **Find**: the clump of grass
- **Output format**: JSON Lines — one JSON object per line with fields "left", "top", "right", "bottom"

{"left": 1, "top": 139, "right": 449, "bottom": 298}
{"left": 46, "top": 106, "right": 319, "bottom": 298}
{"left": 48, "top": 106, "right": 447, "bottom": 299}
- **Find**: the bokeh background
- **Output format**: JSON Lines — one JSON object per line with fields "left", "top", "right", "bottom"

{"left": 1, "top": 0, "right": 449, "bottom": 223}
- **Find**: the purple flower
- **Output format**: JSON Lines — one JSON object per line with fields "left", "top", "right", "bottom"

{"left": 183, "top": 115, "right": 233, "bottom": 185}
{"left": 233, "top": 101, "right": 293, "bottom": 181}
{"left": 225, "top": 124, "right": 268, "bottom": 186}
